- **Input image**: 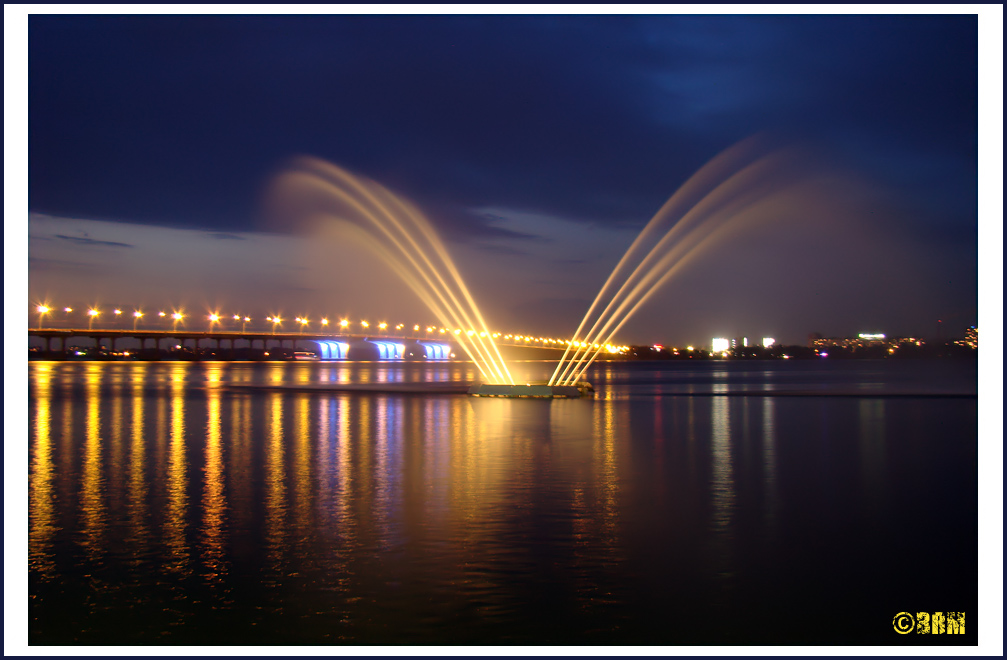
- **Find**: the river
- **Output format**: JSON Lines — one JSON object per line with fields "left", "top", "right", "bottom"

{"left": 27, "top": 359, "right": 978, "bottom": 646}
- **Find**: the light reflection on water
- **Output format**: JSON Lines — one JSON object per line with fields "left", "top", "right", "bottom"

{"left": 165, "top": 370, "right": 189, "bottom": 577}
{"left": 80, "top": 371, "right": 105, "bottom": 562}
{"left": 27, "top": 360, "right": 977, "bottom": 645}
{"left": 29, "top": 365, "right": 56, "bottom": 580}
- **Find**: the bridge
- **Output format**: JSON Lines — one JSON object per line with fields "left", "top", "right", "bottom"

{"left": 27, "top": 327, "right": 569, "bottom": 360}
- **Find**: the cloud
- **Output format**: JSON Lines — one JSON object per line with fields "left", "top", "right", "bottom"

{"left": 53, "top": 234, "right": 134, "bottom": 248}
{"left": 205, "top": 232, "right": 247, "bottom": 240}
{"left": 27, "top": 15, "right": 977, "bottom": 249}
{"left": 468, "top": 243, "right": 532, "bottom": 257}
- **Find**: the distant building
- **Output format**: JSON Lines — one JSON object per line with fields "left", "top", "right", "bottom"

{"left": 811, "top": 333, "right": 887, "bottom": 350}
{"left": 954, "top": 326, "right": 978, "bottom": 350}
{"left": 810, "top": 333, "right": 929, "bottom": 355}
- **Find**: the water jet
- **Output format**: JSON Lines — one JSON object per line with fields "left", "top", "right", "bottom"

{"left": 551, "top": 136, "right": 814, "bottom": 387}
{"left": 270, "top": 158, "right": 516, "bottom": 385}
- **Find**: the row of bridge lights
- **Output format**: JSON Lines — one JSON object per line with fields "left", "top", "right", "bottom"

{"left": 34, "top": 304, "right": 628, "bottom": 352}
{"left": 35, "top": 306, "right": 226, "bottom": 332}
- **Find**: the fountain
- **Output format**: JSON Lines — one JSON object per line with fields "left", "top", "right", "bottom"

{"left": 269, "top": 135, "right": 813, "bottom": 398}
{"left": 550, "top": 135, "right": 812, "bottom": 387}
{"left": 270, "top": 157, "right": 531, "bottom": 390}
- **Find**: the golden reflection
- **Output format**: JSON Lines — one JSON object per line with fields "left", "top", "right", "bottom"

{"left": 80, "top": 367, "right": 106, "bottom": 559}
{"left": 204, "top": 361, "right": 225, "bottom": 387}
{"left": 29, "top": 367, "right": 57, "bottom": 579}
{"left": 446, "top": 396, "right": 517, "bottom": 608}
{"left": 333, "top": 395, "right": 355, "bottom": 541}
{"left": 267, "top": 362, "right": 286, "bottom": 384}
{"left": 449, "top": 398, "right": 506, "bottom": 517}
{"left": 230, "top": 394, "right": 254, "bottom": 533}
{"left": 109, "top": 374, "right": 125, "bottom": 514}
{"left": 165, "top": 366, "right": 190, "bottom": 576}
{"left": 59, "top": 385, "right": 75, "bottom": 514}
{"left": 292, "top": 394, "right": 313, "bottom": 544}
{"left": 265, "top": 392, "right": 287, "bottom": 571}
{"left": 128, "top": 365, "right": 151, "bottom": 559}
{"left": 355, "top": 395, "right": 374, "bottom": 504}
{"left": 202, "top": 387, "right": 227, "bottom": 581}
{"left": 589, "top": 398, "right": 620, "bottom": 547}
{"left": 155, "top": 381, "right": 169, "bottom": 494}
{"left": 315, "top": 395, "right": 355, "bottom": 602}
{"left": 170, "top": 361, "right": 191, "bottom": 385}
{"left": 316, "top": 397, "right": 332, "bottom": 520}
{"left": 131, "top": 361, "right": 147, "bottom": 386}
{"left": 710, "top": 396, "right": 735, "bottom": 534}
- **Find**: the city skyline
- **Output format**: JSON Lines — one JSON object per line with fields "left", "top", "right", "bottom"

{"left": 17, "top": 8, "right": 991, "bottom": 347}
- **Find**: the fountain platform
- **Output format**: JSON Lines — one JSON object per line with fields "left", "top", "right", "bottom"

{"left": 467, "top": 382, "right": 595, "bottom": 398}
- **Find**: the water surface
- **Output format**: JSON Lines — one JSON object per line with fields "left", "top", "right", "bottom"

{"left": 28, "top": 359, "right": 978, "bottom": 645}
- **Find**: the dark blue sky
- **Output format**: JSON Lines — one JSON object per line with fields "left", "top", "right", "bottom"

{"left": 26, "top": 12, "right": 982, "bottom": 344}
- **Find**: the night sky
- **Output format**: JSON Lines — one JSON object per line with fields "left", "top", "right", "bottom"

{"left": 23, "top": 10, "right": 984, "bottom": 346}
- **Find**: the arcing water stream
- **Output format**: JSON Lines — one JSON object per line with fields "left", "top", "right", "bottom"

{"left": 550, "top": 136, "right": 813, "bottom": 386}
{"left": 269, "top": 136, "right": 820, "bottom": 392}
{"left": 269, "top": 157, "right": 515, "bottom": 385}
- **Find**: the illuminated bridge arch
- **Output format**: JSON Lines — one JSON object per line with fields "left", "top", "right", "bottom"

{"left": 366, "top": 340, "right": 405, "bottom": 360}
{"left": 314, "top": 340, "right": 350, "bottom": 360}
{"left": 418, "top": 342, "right": 451, "bottom": 360}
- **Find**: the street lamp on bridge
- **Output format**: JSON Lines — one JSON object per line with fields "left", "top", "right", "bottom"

{"left": 133, "top": 310, "right": 144, "bottom": 331}
{"left": 35, "top": 305, "right": 51, "bottom": 329}
{"left": 171, "top": 312, "right": 185, "bottom": 331}
{"left": 87, "top": 308, "right": 99, "bottom": 330}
